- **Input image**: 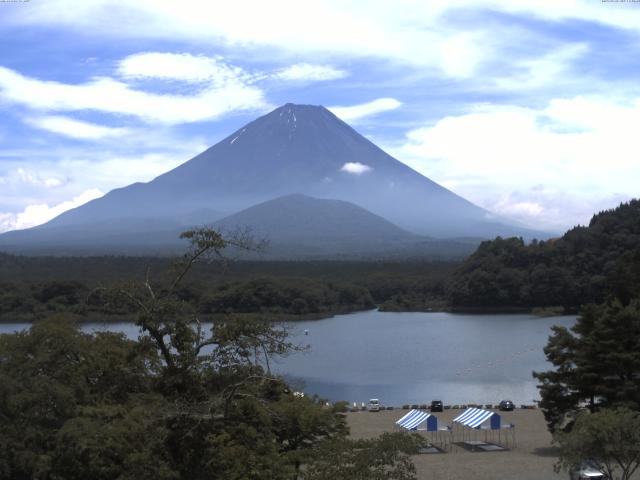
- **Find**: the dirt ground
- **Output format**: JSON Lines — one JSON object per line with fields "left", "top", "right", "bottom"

{"left": 347, "top": 408, "right": 566, "bottom": 480}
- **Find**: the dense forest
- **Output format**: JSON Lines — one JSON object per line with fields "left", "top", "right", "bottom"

{"left": 0, "top": 254, "right": 456, "bottom": 321}
{"left": 448, "top": 200, "right": 640, "bottom": 311}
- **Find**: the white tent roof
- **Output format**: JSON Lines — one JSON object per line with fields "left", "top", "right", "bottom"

{"left": 452, "top": 407, "right": 496, "bottom": 428}
{"left": 395, "top": 409, "right": 431, "bottom": 430}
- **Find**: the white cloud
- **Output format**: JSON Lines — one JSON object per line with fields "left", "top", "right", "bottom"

{"left": 495, "top": 199, "right": 544, "bottom": 218}
{"left": 0, "top": 188, "right": 103, "bottom": 233}
{"left": 12, "top": 147, "right": 204, "bottom": 198}
{"left": 7, "top": 1, "right": 496, "bottom": 77}
{"left": 495, "top": 43, "right": 589, "bottom": 90}
{"left": 340, "top": 162, "right": 372, "bottom": 175}
{"left": 25, "top": 115, "right": 131, "bottom": 140}
{"left": 329, "top": 98, "right": 402, "bottom": 123}
{"left": 9, "top": 0, "right": 640, "bottom": 82}
{"left": 117, "top": 52, "right": 248, "bottom": 84}
{"left": 486, "top": 0, "right": 640, "bottom": 31}
{"left": 393, "top": 96, "right": 640, "bottom": 230}
{"left": 0, "top": 55, "right": 353, "bottom": 129}
{"left": 11, "top": 168, "right": 67, "bottom": 189}
{"left": 273, "top": 63, "right": 347, "bottom": 82}
{"left": 0, "top": 65, "right": 266, "bottom": 125}
{"left": 438, "top": 32, "right": 486, "bottom": 78}
{"left": 60, "top": 151, "right": 199, "bottom": 190}
{"left": 491, "top": 194, "right": 545, "bottom": 225}
{"left": 488, "top": 189, "right": 630, "bottom": 233}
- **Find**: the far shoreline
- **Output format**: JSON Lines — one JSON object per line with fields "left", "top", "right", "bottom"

{"left": 0, "top": 304, "right": 579, "bottom": 324}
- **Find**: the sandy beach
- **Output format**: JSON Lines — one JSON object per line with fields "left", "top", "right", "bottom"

{"left": 347, "top": 408, "right": 566, "bottom": 480}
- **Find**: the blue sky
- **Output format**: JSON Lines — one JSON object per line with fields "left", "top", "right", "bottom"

{"left": 1, "top": 0, "right": 639, "bottom": 233}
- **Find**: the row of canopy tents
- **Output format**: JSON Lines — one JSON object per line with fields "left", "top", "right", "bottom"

{"left": 395, "top": 407, "right": 516, "bottom": 451}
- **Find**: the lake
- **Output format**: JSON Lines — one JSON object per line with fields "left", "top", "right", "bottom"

{"left": 0, "top": 310, "right": 574, "bottom": 407}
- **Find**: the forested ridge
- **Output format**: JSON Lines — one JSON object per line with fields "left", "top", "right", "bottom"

{"left": 0, "top": 255, "right": 455, "bottom": 321}
{"left": 448, "top": 200, "right": 640, "bottom": 310}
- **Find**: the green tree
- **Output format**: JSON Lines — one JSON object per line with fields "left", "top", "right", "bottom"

{"left": 0, "top": 316, "right": 163, "bottom": 479}
{"left": 51, "top": 401, "right": 177, "bottom": 480}
{"left": 534, "top": 299, "right": 640, "bottom": 432}
{"left": 102, "top": 228, "right": 340, "bottom": 478}
{"left": 555, "top": 408, "right": 640, "bottom": 480}
{"left": 301, "top": 432, "right": 421, "bottom": 480}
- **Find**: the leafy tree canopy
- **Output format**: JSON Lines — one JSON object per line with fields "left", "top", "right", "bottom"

{"left": 555, "top": 407, "right": 640, "bottom": 480}
{"left": 534, "top": 299, "right": 640, "bottom": 432}
{"left": 449, "top": 199, "right": 640, "bottom": 309}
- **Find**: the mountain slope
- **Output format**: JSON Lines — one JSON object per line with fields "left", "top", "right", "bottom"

{"left": 0, "top": 103, "right": 548, "bottom": 255}
{"left": 36, "top": 104, "right": 542, "bottom": 237}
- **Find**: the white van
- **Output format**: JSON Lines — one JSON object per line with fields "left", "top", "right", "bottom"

{"left": 367, "top": 399, "right": 381, "bottom": 412}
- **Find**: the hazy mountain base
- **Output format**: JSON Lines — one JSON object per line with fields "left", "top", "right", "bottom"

{"left": 0, "top": 195, "right": 482, "bottom": 259}
{"left": 0, "top": 238, "right": 479, "bottom": 260}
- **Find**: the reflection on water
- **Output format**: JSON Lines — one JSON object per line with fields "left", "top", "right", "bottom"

{"left": 0, "top": 310, "right": 574, "bottom": 406}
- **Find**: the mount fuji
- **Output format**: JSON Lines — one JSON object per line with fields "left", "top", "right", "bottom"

{"left": 0, "top": 103, "right": 546, "bottom": 256}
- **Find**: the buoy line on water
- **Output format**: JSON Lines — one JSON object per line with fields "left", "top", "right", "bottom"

{"left": 453, "top": 345, "right": 540, "bottom": 378}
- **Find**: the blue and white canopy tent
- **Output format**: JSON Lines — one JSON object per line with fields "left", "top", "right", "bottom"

{"left": 452, "top": 407, "right": 516, "bottom": 449}
{"left": 453, "top": 407, "right": 501, "bottom": 429}
{"left": 395, "top": 409, "right": 452, "bottom": 450}
{"left": 396, "top": 409, "right": 437, "bottom": 431}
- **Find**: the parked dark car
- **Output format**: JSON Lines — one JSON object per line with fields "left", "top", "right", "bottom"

{"left": 499, "top": 400, "right": 515, "bottom": 411}
{"left": 430, "top": 400, "right": 443, "bottom": 412}
{"left": 569, "top": 460, "right": 607, "bottom": 480}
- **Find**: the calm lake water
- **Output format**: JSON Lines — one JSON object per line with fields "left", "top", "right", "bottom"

{"left": 0, "top": 310, "right": 574, "bottom": 406}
